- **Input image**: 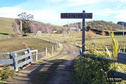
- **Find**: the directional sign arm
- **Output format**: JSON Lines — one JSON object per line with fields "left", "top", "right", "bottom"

{"left": 61, "top": 13, "right": 92, "bottom": 19}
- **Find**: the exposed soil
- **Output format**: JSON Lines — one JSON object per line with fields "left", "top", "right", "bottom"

{"left": 7, "top": 44, "right": 79, "bottom": 84}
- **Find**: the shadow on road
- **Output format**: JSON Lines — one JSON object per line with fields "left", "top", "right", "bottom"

{"left": 0, "top": 32, "right": 9, "bottom": 35}
{"left": 29, "top": 59, "right": 69, "bottom": 84}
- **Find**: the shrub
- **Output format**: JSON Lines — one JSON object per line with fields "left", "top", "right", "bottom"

{"left": 0, "top": 67, "right": 15, "bottom": 81}
{"left": 73, "top": 55, "right": 111, "bottom": 84}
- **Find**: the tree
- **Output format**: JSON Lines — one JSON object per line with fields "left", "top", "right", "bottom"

{"left": 18, "top": 12, "right": 34, "bottom": 33}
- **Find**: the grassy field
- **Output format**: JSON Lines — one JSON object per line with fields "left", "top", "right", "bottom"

{"left": 0, "top": 17, "right": 15, "bottom": 34}
{"left": 0, "top": 37, "right": 56, "bottom": 59}
{"left": 0, "top": 16, "right": 125, "bottom": 49}
{"left": 33, "top": 31, "right": 126, "bottom": 49}
{"left": 0, "top": 37, "right": 55, "bottom": 52}
{"left": 86, "top": 36, "right": 126, "bottom": 49}
{"left": 32, "top": 31, "right": 82, "bottom": 46}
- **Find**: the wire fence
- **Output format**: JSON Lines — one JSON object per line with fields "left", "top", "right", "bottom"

{"left": 31, "top": 43, "right": 61, "bottom": 62}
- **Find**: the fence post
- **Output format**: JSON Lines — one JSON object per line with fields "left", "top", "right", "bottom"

{"left": 51, "top": 46, "right": 54, "bottom": 55}
{"left": 10, "top": 52, "right": 18, "bottom": 71}
{"left": 57, "top": 43, "right": 60, "bottom": 48}
{"left": 119, "top": 46, "right": 121, "bottom": 52}
{"left": 120, "top": 46, "right": 122, "bottom": 52}
{"left": 36, "top": 50, "right": 38, "bottom": 61}
{"left": 55, "top": 44, "right": 58, "bottom": 50}
{"left": 124, "top": 46, "right": 125, "bottom": 52}
{"left": 27, "top": 48, "right": 33, "bottom": 63}
{"left": 55, "top": 45, "right": 57, "bottom": 51}
{"left": 45, "top": 48, "right": 48, "bottom": 56}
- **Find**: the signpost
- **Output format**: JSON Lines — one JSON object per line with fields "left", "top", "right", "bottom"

{"left": 61, "top": 10, "right": 93, "bottom": 54}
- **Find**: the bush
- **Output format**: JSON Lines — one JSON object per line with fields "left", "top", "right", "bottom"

{"left": 0, "top": 67, "right": 15, "bottom": 81}
{"left": 73, "top": 55, "right": 111, "bottom": 84}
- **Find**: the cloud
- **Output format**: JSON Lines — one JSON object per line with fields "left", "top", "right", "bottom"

{"left": 64, "top": 0, "right": 100, "bottom": 7}
{"left": 0, "top": 7, "right": 63, "bottom": 25}
{"left": 0, "top": 7, "right": 25, "bottom": 18}
{"left": 114, "top": 11, "right": 126, "bottom": 21}
{"left": 0, "top": 0, "right": 126, "bottom": 25}
{"left": 119, "top": 0, "right": 126, "bottom": 2}
{"left": 47, "top": 0, "right": 63, "bottom": 2}
{"left": 96, "top": 8, "right": 126, "bottom": 21}
{"left": 102, "top": 8, "right": 117, "bottom": 16}
{"left": 31, "top": 10, "right": 61, "bottom": 24}
{"left": 68, "top": 0, "right": 99, "bottom": 4}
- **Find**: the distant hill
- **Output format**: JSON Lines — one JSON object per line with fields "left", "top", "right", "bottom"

{"left": 64, "top": 20, "right": 124, "bottom": 31}
{"left": 0, "top": 17, "right": 65, "bottom": 35}
{"left": 117, "top": 21, "right": 126, "bottom": 28}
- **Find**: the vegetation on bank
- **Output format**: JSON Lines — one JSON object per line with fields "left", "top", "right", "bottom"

{"left": 73, "top": 55, "right": 110, "bottom": 84}
{"left": 0, "top": 67, "right": 15, "bottom": 84}
{"left": 73, "top": 31, "right": 126, "bottom": 84}
{"left": 73, "top": 55, "right": 126, "bottom": 84}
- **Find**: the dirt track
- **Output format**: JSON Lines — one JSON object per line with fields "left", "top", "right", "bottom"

{"left": 8, "top": 44, "right": 79, "bottom": 84}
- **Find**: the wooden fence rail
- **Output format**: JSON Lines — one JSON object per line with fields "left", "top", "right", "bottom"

{"left": 0, "top": 43, "right": 61, "bottom": 71}
{"left": 83, "top": 53, "right": 126, "bottom": 64}
{"left": 0, "top": 48, "right": 32, "bottom": 71}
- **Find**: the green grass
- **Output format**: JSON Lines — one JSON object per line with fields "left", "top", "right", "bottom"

{"left": 0, "top": 37, "right": 55, "bottom": 52}
{"left": 0, "top": 37, "right": 56, "bottom": 58}
{"left": 33, "top": 32, "right": 126, "bottom": 49}
{"left": 31, "top": 31, "right": 82, "bottom": 46}
{"left": 0, "top": 17, "right": 15, "bottom": 34}
{"left": 85, "top": 36, "right": 126, "bottom": 52}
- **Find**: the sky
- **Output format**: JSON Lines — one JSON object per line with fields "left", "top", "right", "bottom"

{"left": 0, "top": 0, "right": 126, "bottom": 25}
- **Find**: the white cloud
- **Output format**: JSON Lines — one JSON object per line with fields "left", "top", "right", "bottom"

{"left": 48, "top": 0, "right": 63, "bottom": 2}
{"left": 0, "top": 0, "right": 126, "bottom": 25}
{"left": 0, "top": 7, "right": 62, "bottom": 25}
{"left": 68, "top": 0, "right": 99, "bottom": 3}
{"left": 114, "top": 11, "right": 126, "bottom": 21}
{"left": 102, "top": 8, "right": 117, "bottom": 16}
{"left": 65, "top": 0, "right": 100, "bottom": 7}
{"left": 0, "top": 7, "right": 25, "bottom": 18}
{"left": 31, "top": 10, "right": 61, "bottom": 24}
{"left": 119, "top": 0, "right": 126, "bottom": 2}
{"left": 96, "top": 8, "right": 126, "bottom": 21}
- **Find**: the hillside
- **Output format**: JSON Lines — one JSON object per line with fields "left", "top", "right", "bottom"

{"left": 0, "top": 17, "right": 15, "bottom": 34}
{"left": 63, "top": 20, "right": 124, "bottom": 31}
{"left": 0, "top": 17, "right": 65, "bottom": 35}
{"left": 0, "top": 17, "right": 124, "bottom": 35}
{"left": 87, "top": 21, "right": 123, "bottom": 31}
{"left": 117, "top": 21, "right": 126, "bottom": 27}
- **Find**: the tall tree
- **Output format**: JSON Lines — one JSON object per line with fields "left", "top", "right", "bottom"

{"left": 18, "top": 12, "right": 34, "bottom": 33}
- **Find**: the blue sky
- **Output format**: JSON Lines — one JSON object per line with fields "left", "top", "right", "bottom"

{"left": 0, "top": 0, "right": 126, "bottom": 25}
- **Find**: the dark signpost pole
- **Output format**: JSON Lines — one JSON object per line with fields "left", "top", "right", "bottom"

{"left": 61, "top": 10, "right": 93, "bottom": 54}
{"left": 82, "top": 11, "right": 85, "bottom": 53}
